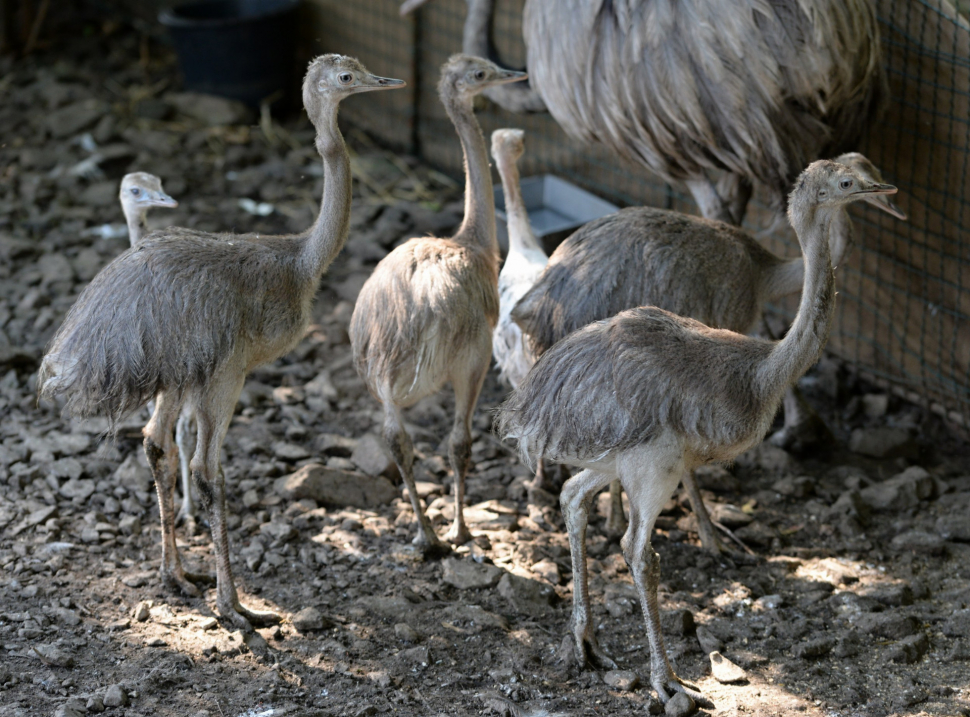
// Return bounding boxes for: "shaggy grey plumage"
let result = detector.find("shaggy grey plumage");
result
[350,56,526,552]
[512,152,903,548]
[40,55,406,629]
[404,0,886,223]
[498,160,896,705]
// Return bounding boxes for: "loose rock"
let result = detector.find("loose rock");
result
[275,463,397,508]
[709,651,747,683]
[442,557,503,590]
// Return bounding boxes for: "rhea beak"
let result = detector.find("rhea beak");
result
[399,0,430,15]
[359,75,407,92]
[152,194,178,209]
[864,192,907,220]
[492,69,528,85]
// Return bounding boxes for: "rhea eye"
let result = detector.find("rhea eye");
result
[474,69,486,80]
[840,179,853,189]
[130,188,141,196]
[338,72,353,84]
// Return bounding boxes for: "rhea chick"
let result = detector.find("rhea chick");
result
[350,56,527,553]
[499,160,896,706]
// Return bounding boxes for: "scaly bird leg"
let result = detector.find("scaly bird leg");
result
[444,358,489,546]
[144,391,212,596]
[194,374,280,630]
[383,400,449,557]
[562,469,617,670]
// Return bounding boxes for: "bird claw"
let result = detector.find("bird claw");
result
[219,600,281,632]
[413,531,452,559]
[444,520,473,546]
[653,670,714,709]
[572,629,618,671]
[161,566,211,597]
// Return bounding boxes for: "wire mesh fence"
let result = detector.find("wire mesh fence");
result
[302,0,970,427]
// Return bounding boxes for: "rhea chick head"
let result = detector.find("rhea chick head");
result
[438,54,527,103]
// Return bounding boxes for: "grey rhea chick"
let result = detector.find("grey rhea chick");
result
[350,56,527,553]
[119,172,178,245]
[119,173,200,528]
[512,152,904,551]
[499,160,896,706]
[40,55,406,630]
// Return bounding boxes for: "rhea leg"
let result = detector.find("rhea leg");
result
[175,408,197,530]
[382,399,448,556]
[193,373,280,630]
[144,391,210,595]
[681,470,724,553]
[444,358,489,545]
[561,468,617,669]
[618,450,712,707]
[605,480,626,535]
[685,177,734,224]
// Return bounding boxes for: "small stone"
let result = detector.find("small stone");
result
[753,594,783,610]
[133,601,152,622]
[936,514,970,542]
[394,623,420,643]
[103,684,128,708]
[497,573,557,617]
[272,441,310,461]
[86,695,105,713]
[793,636,835,659]
[942,609,970,637]
[242,489,261,508]
[661,609,696,636]
[53,701,85,717]
[260,521,298,543]
[275,464,398,508]
[530,558,561,585]
[771,475,814,498]
[351,433,400,482]
[59,479,96,500]
[861,393,889,417]
[366,670,392,689]
[887,632,930,663]
[167,91,251,126]
[860,466,936,512]
[114,454,152,493]
[890,530,945,553]
[736,442,795,473]
[50,607,81,626]
[849,427,918,459]
[122,572,152,588]
[851,612,920,639]
[603,669,640,691]
[47,98,108,138]
[709,651,747,683]
[198,617,219,631]
[664,690,696,717]
[31,644,74,668]
[397,645,430,666]
[442,557,503,590]
[292,606,330,632]
[304,370,338,400]
[695,625,724,654]
[118,515,141,536]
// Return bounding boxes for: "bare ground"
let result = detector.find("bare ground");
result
[1,25,969,717]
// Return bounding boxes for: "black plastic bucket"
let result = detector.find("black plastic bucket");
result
[160,0,300,107]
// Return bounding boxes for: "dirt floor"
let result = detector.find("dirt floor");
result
[1,23,970,717]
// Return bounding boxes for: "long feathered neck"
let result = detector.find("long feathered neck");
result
[125,206,149,247]
[495,152,542,257]
[301,101,352,277]
[758,203,836,401]
[763,206,853,300]
[446,93,498,255]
